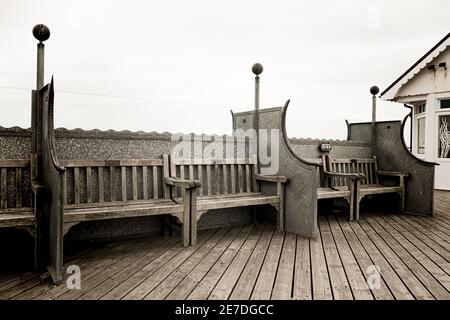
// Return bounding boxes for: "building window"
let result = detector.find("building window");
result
[417,117,426,154]
[441,99,450,109]
[439,115,450,158]
[417,102,426,114]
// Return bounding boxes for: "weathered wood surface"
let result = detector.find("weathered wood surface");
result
[2,191,448,300]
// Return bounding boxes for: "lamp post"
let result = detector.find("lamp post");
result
[370,85,379,156]
[252,63,263,170]
[33,24,50,90]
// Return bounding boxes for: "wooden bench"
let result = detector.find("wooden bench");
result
[317,156,361,220]
[168,157,287,245]
[0,160,35,227]
[60,157,197,247]
[323,155,409,220]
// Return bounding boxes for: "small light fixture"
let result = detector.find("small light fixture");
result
[427,64,436,71]
[439,62,447,70]
[319,142,332,153]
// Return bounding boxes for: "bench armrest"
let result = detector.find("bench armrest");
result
[31,181,44,193]
[376,171,410,177]
[164,177,201,189]
[255,174,287,183]
[323,170,364,180]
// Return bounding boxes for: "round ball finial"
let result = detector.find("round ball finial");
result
[370,85,379,96]
[33,24,50,42]
[252,63,263,76]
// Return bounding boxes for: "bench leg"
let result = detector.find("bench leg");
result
[277,182,285,232]
[182,189,191,247]
[190,192,198,246]
[353,180,361,221]
[399,176,406,213]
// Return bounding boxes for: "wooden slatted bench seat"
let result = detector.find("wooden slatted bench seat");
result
[0,160,35,228]
[59,157,196,246]
[317,156,361,220]
[323,155,409,220]
[168,157,287,245]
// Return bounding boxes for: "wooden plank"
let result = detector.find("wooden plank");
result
[230,226,274,300]
[355,218,433,299]
[324,216,373,300]
[74,167,80,205]
[271,232,296,299]
[1,168,7,208]
[122,230,216,300]
[98,167,104,204]
[206,165,212,196]
[238,165,244,193]
[15,168,22,208]
[209,225,264,300]
[215,164,220,195]
[0,160,30,168]
[363,215,450,299]
[223,164,228,194]
[251,231,285,300]
[142,166,148,200]
[132,166,138,201]
[86,167,92,204]
[78,237,174,300]
[166,226,243,300]
[163,154,170,199]
[60,159,163,167]
[146,227,231,300]
[188,225,254,300]
[310,227,333,300]
[245,164,251,192]
[319,216,353,300]
[337,215,413,300]
[110,166,115,202]
[62,170,67,206]
[152,166,158,200]
[197,165,203,196]
[230,164,236,194]
[292,236,312,300]
[121,166,127,201]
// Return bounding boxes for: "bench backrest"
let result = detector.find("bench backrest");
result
[323,156,379,187]
[169,156,258,197]
[0,160,33,211]
[60,158,170,207]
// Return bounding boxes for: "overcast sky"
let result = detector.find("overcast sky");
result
[0,0,449,139]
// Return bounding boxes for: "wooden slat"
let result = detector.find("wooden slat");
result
[223,164,228,194]
[163,155,170,199]
[245,164,251,192]
[98,167,104,204]
[61,159,163,167]
[197,165,203,196]
[62,171,67,206]
[230,164,236,194]
[238,165,244,193]
[152,166,158,200]
[121,166,127,201]
[0,160,30,168]
[206,165,212,195]
[215,164,220,195]
[15,168,22,208]
[74,167,80,205]
[86,167,92,204]
[0,168,7,208]
[142,166,148,200]
[110,167,115,202]
[132,166,138,201]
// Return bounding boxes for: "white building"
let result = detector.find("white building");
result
[381,32,450,191]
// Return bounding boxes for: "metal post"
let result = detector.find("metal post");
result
[252,63,263,171]
[370,85,379,156]
[36,43,44,90]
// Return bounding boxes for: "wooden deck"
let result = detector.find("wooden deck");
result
[0,190,449,300]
